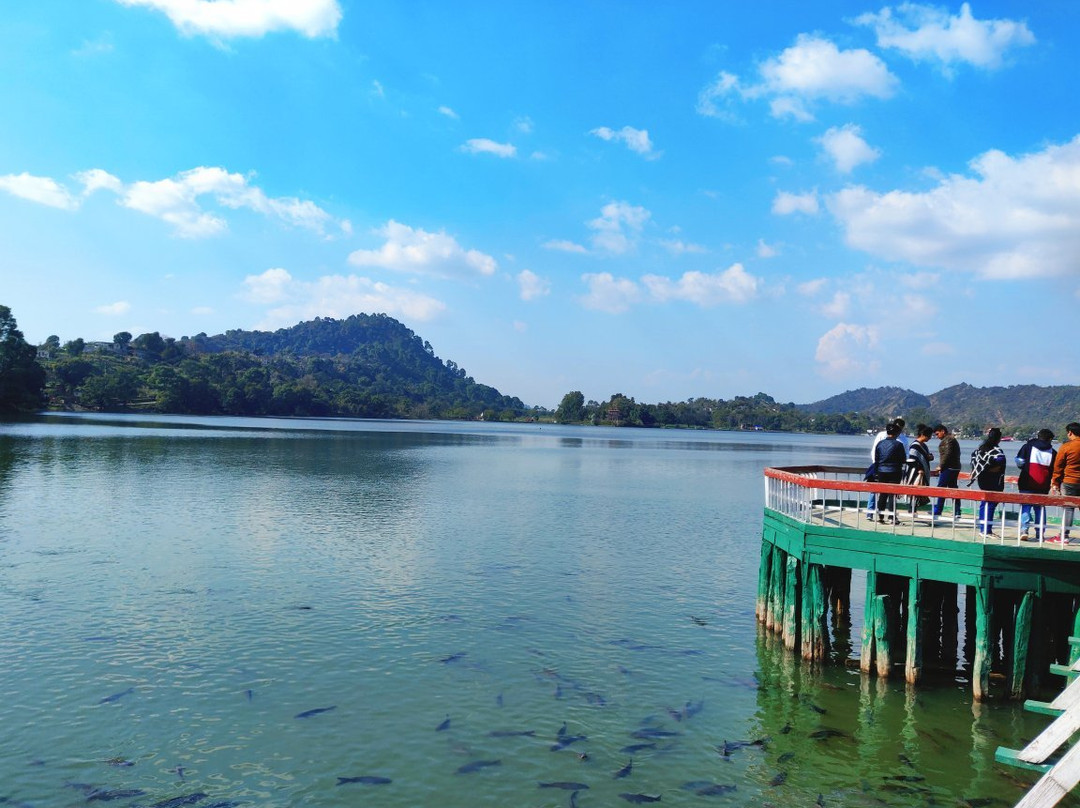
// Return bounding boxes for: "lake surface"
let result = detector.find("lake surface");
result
[0,415,1049,806]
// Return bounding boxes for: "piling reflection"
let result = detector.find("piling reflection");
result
[753,630,1045,805]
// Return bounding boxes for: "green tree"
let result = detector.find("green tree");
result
[555,390,586,423]
[0,305,46,411]
[63,337,85,356]
[113,331,133,354]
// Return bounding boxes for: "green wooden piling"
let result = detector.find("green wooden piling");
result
[800,561,813,659]
[756,540,771,624]
[783,555,799,651]
[1071,604,1080,666]
[768,545,784,634]
[1010,591,1034,701]
[973,580,994,702]
[906,576,923,685]
[861,569,878,674]
[874,594,892,678]
[809,563,827,660]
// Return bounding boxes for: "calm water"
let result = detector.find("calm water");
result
[0,415,1053,807]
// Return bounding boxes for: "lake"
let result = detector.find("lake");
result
[0,414,1047,806]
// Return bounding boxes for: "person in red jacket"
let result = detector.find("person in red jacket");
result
[1049,422,1080,544]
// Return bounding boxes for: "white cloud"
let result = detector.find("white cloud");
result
[756,239,779,258]
[242,267,293,303]
[898,271,940,289]
[114,0,342,39]
[828,135,1080,279]
[120,166,341,238]
[75,169,124,196]
[542,239,588,254]
[590,126,659,159]
[818,124,881,173]
[772,190,820,215]
[703,35,898,122]
[438,105,459,120]
[855,2,1035,71]
[348,220,497,279]
[588,201,651,254]
[797,278,827,296]
[243,268,446,328]
[641,263,760,306]
[815,323,880,378]
[95,301,132,316]
[659,239,707,255]
[0,173,80,210]
[579,273,642,314]
[461,138,517,158]
[517,269,550,301]
[821,291,851,319]
[901,293,936,319]
[697,71,742,120]
[760,35,898,107]
[513,116,535,134]
[190,306,215,316]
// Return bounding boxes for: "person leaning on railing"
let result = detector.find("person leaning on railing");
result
[1049,422,1080,545]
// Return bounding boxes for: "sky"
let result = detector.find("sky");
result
[2,1,1079,409]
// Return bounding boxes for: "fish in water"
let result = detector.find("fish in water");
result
[550,735,587,751]
[778,752,795,764]
[769,771,788,787]
[441,652,467,664]
[717,738,768,756]
[695,784,737,796]
[337,776,392,785]
[246,689,254,701]
[87,789,148,802]
[489,729,536,737]
[885,775,926,783]
[496,693,504,708]
[436,716,451,732]
[614,759,633,779]
[105,757,134,767]
[631,728,679,739]
[149,794,208,808]
[619,793,662,803]
[780,723,792,734]
[898,753,914,768]
[809,728,847,741]
[295,706,336,719]
[99,687,134,704]
[621,743,656,754]
[690,615,708,625]
[539,782,590,790]
[456,759,501,774]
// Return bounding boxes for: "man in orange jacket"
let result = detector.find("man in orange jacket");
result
[1049,422,1080,543]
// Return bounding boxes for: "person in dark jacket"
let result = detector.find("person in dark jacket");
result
[969,427,1006,537]
[1017,429,1056,540]
[874,421,908,524]
[932,424,961,518]
[903,424,935,514]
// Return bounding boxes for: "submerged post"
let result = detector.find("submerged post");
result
[973,580,994,702]
[861,569,878,674]
[1011,591,1035,700]
[906,576,923,685]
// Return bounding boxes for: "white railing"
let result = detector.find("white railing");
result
[764,465,1080,546]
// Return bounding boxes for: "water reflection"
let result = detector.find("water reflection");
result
[753,631,1041,805]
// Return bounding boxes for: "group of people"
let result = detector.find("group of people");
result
[866,418,1080,543]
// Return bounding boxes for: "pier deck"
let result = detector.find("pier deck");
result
[760,465,1080,702]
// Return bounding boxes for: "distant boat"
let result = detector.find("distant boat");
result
[1001,436,1015,442]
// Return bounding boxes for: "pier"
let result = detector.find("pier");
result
[759,465,1080,702]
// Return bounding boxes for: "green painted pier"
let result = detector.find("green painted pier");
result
[760,465,1080,702]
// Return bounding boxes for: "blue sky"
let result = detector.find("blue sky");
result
[2,1,1078,408]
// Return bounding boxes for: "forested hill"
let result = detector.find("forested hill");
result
[40,314,526,420]
[803,383,1080,436]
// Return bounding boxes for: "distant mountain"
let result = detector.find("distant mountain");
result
[802,383,1080,436]
[800,387,930,416]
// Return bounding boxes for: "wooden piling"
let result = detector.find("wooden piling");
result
[906,576,923,685]
[809,563,827,660]
[874,594,892,678]
[973,580,994,702]
[861,569,878,674]
[1011,591,1035,701]
[755,540,771,623]
[783,555,799,651]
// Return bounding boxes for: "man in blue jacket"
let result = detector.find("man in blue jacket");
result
[1017,429,1056,540]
